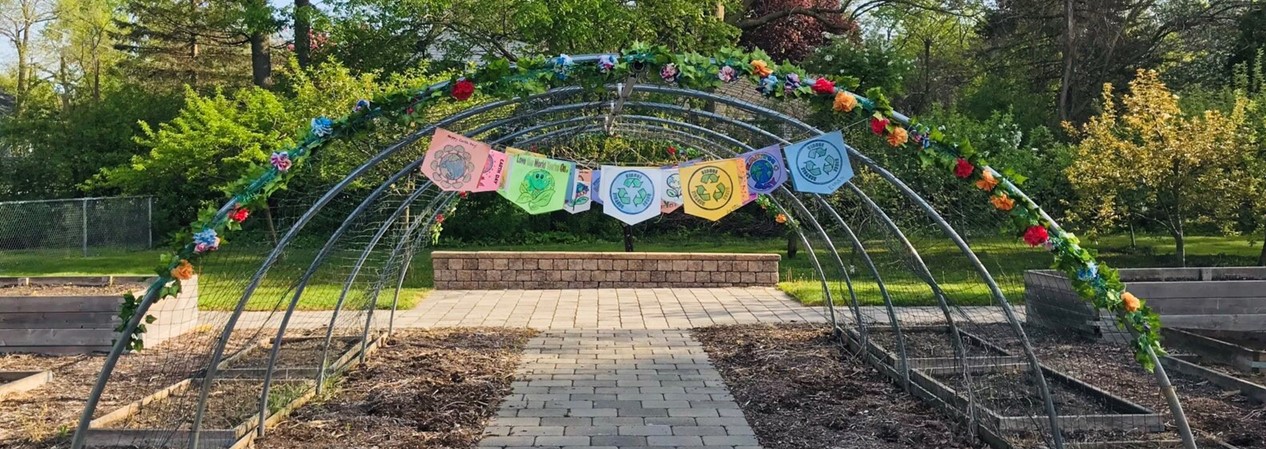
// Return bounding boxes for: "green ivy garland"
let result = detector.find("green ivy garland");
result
[117,43,1164,372]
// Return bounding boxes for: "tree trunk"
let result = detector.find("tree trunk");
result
[622,225,634,252]
[786,233,798,259]
[1128,222,1137,249]
[250,31,273,88]
[15,33,28,109]
[1058,0,1075,121]
[295,0,312,69]
[1170,226,1186,267]
[189,0,200,85]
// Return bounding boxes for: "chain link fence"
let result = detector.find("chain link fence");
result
[0,196,153,256]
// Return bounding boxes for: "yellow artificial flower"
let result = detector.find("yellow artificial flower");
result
[751,60,773,78]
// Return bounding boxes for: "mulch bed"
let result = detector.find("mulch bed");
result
[0,283,148,296]
[694,324,983,449]
[257,328,535,449]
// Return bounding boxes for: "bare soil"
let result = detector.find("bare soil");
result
[693,324,982,449]
[103,380,312,430]
[257,328,535,449]
[867,328,1003,359]
[0,283,148,297]
[228,338,359,370]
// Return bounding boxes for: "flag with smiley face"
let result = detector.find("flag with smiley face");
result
[501,154,572,214]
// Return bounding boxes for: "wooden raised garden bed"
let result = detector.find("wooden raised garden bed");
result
[84,378,315,449]
[1163,328,1265,373]
[215,336,364,380]
[1025,268,1266,338]
[0,275,198,354]
[0,370,52,398]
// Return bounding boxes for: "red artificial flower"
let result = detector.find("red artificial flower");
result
[451,79,475,101]
[869,116,889,135]
[667,146,678,156]
[1023,225,1049,247]
[811,78,835,95]
[953,158,974,179]
[436,214,446,224]
[229,207,249,223]
[459,191,469,199]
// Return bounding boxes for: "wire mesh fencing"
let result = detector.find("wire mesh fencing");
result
[0,196,154,258]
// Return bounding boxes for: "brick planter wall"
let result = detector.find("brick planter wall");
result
[432,251,780,289]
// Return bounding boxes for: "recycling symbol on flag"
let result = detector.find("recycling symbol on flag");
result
[600,166,663,225]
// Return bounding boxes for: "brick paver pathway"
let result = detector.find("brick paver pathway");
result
[479,329,761,449]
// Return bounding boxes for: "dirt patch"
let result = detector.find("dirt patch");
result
[932,367,1118,417]
[228,338,359,370]
[868,328,1002,359]
[258,328,535,449]
[693,324,982,449]
[0,283,148,297]
[103,379,311,430]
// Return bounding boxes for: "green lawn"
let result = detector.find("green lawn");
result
[2,234,1260,310]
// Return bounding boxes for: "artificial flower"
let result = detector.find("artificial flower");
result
[811,77,835,95]
[553,54,574,79]
[975,170,998,191]
[953,158,974,179]
[310,117,333,137]
[887,127,909,147]
[1121,291,1141,312]
[870,116,889,135]
[459,191,469,199]
[759,74,779,95]
[229,207,250,223]
[667,146,678,156]
[991,194,1015,211]
[436,213,446,224]
[718,66,737,83]
[750,59,773,77]
[660,63,679,83]
[1023,225,1049,247]
[451,78,475,101]
[353,99,371,112]
[833,91,858,113]
[775,213,788,224]
[784,73,801,95]
[193,229,219,253]
[270,152,292,172]
[1077,262,1098,282]
[170,260,194,281]
[598,55,617,73]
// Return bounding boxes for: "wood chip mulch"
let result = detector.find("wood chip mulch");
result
[257,328,535,449]
[694,323,982,449]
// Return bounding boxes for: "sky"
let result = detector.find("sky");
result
[0,0,328,68]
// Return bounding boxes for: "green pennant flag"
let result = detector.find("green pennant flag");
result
[500,154,573,214]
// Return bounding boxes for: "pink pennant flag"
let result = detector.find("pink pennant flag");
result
[473,149,507,192]
[421,128,490,192]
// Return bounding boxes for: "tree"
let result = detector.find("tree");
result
[45,0,124,102]
[1065,69,1253,266]
[294,0,312,69]
[735,0,856,62]
[0,0,57,108]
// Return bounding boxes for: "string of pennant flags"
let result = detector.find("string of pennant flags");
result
[421,127,855,224]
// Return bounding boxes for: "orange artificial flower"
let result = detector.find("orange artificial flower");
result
[991,194,1015,211]
[886,127,909,147]
[833,91,858,113]
[170,260,194,281]
[750,60,773,78]
[1121,291,1141,312]
[976,170,998,191]
[775,213,788,224]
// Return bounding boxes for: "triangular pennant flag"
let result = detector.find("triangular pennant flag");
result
[564,169,593,214]
[501,154,572,214]
[680,159,748,221]
[784,131,853,194]
[599,166,663,225]
[472,149,508,192]
[421,128,490,191]
[660,167,683,214]
[742,144,788,195]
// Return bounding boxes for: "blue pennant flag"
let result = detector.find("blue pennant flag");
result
[783,131,853,194]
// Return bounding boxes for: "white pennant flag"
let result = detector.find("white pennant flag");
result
[599,166,663,225]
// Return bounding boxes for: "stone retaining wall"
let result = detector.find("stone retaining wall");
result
[432,251,780,290]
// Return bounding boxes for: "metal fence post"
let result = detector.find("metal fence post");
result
[147,197,153,249]
[81,198,88,257]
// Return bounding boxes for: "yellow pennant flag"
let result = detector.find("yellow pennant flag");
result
[679,159,748,221]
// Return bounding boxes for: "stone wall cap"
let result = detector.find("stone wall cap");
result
[431,251,780,261]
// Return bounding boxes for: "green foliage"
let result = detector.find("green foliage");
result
[803,38,908,96]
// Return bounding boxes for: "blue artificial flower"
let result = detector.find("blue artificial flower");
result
[1077,262,1098,282]
[354,99,371,112]
[193,229,219,249]
[311,117,334,137]
[553,54,575,79]
[598,55,617,73]
[759,74,779,96]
